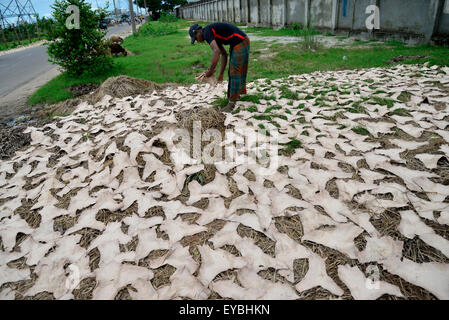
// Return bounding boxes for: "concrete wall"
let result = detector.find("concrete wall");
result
[437,0,449,34]
[179,0,449,42]
[286,0,307,26]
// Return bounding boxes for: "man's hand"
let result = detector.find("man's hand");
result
[205,68,215,78]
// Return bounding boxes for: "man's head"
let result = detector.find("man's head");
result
[189,24,204,44]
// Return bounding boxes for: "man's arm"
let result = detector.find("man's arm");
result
[217,43,228,83]
[205,40,222,77]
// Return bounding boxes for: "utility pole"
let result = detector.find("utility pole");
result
[128,0,136,34]
[112,0,117,17]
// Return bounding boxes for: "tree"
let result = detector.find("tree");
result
[47,0,113,76]
[134,0,186,20]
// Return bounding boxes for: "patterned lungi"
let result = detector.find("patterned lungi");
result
[228,37,250,102]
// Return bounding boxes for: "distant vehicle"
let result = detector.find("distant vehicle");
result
[99,19,108,30]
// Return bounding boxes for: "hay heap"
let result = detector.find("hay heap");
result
[90,75,161,103]
[176,107,226,185]
[177,107,226,134]
[35,76,162,120]
[35,98,83,119]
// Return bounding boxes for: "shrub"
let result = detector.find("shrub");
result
[301,27,320,51]
[158,12,179,23]
[47,0,113,76]
[292,23,302,31]
[138,21,178,37]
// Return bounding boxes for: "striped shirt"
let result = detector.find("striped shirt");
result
[203,22,247,48]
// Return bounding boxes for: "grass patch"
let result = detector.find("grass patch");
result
[138,22,179,37]
[352,126,371,136]
[370,96,396,108]
[231,107,241,114]
[252,114,272,121]
[265,106,282,113]
[245,25,320,38]
[397,91,412,102]
[212,97,229,108]
[389,108,412,116]
[296,117,307,124]
[279,85,299,100]
[280,138,302,153]
[346,101,367,114]
[0,37,43,52]
[29,19,449,105]
[240,93,276,104]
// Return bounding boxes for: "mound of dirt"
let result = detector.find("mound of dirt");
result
[90,75,161,103]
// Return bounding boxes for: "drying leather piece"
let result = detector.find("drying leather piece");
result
[1,64,448,300]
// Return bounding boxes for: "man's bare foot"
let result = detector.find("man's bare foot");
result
[221,102,236,112]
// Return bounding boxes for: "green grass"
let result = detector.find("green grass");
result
[397,91,412,102]
[265,106,282,113]
[296,117,306,124]
[369,96,396,108]
[352,126,371,136]
[279,85,299,100]
[252,114,272,121]
[29,19,449,105]
[346,101,367,114]
[245,26,320,37]
[0,37,43,52]
[388,108,412,116]
[212,97,229,108]
[280,138,302,153]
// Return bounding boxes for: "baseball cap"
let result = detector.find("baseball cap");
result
[189,24,201,44]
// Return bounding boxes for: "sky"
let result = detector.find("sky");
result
[1,0,139,18]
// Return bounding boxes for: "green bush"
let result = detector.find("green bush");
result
[47,0,113,76]
[158,12,179,23]
[292,23,302,31]
[138,21,178,37]
[301,27,320,51]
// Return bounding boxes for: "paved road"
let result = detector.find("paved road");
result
[0,45,52,97]
[0,24,133,98]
